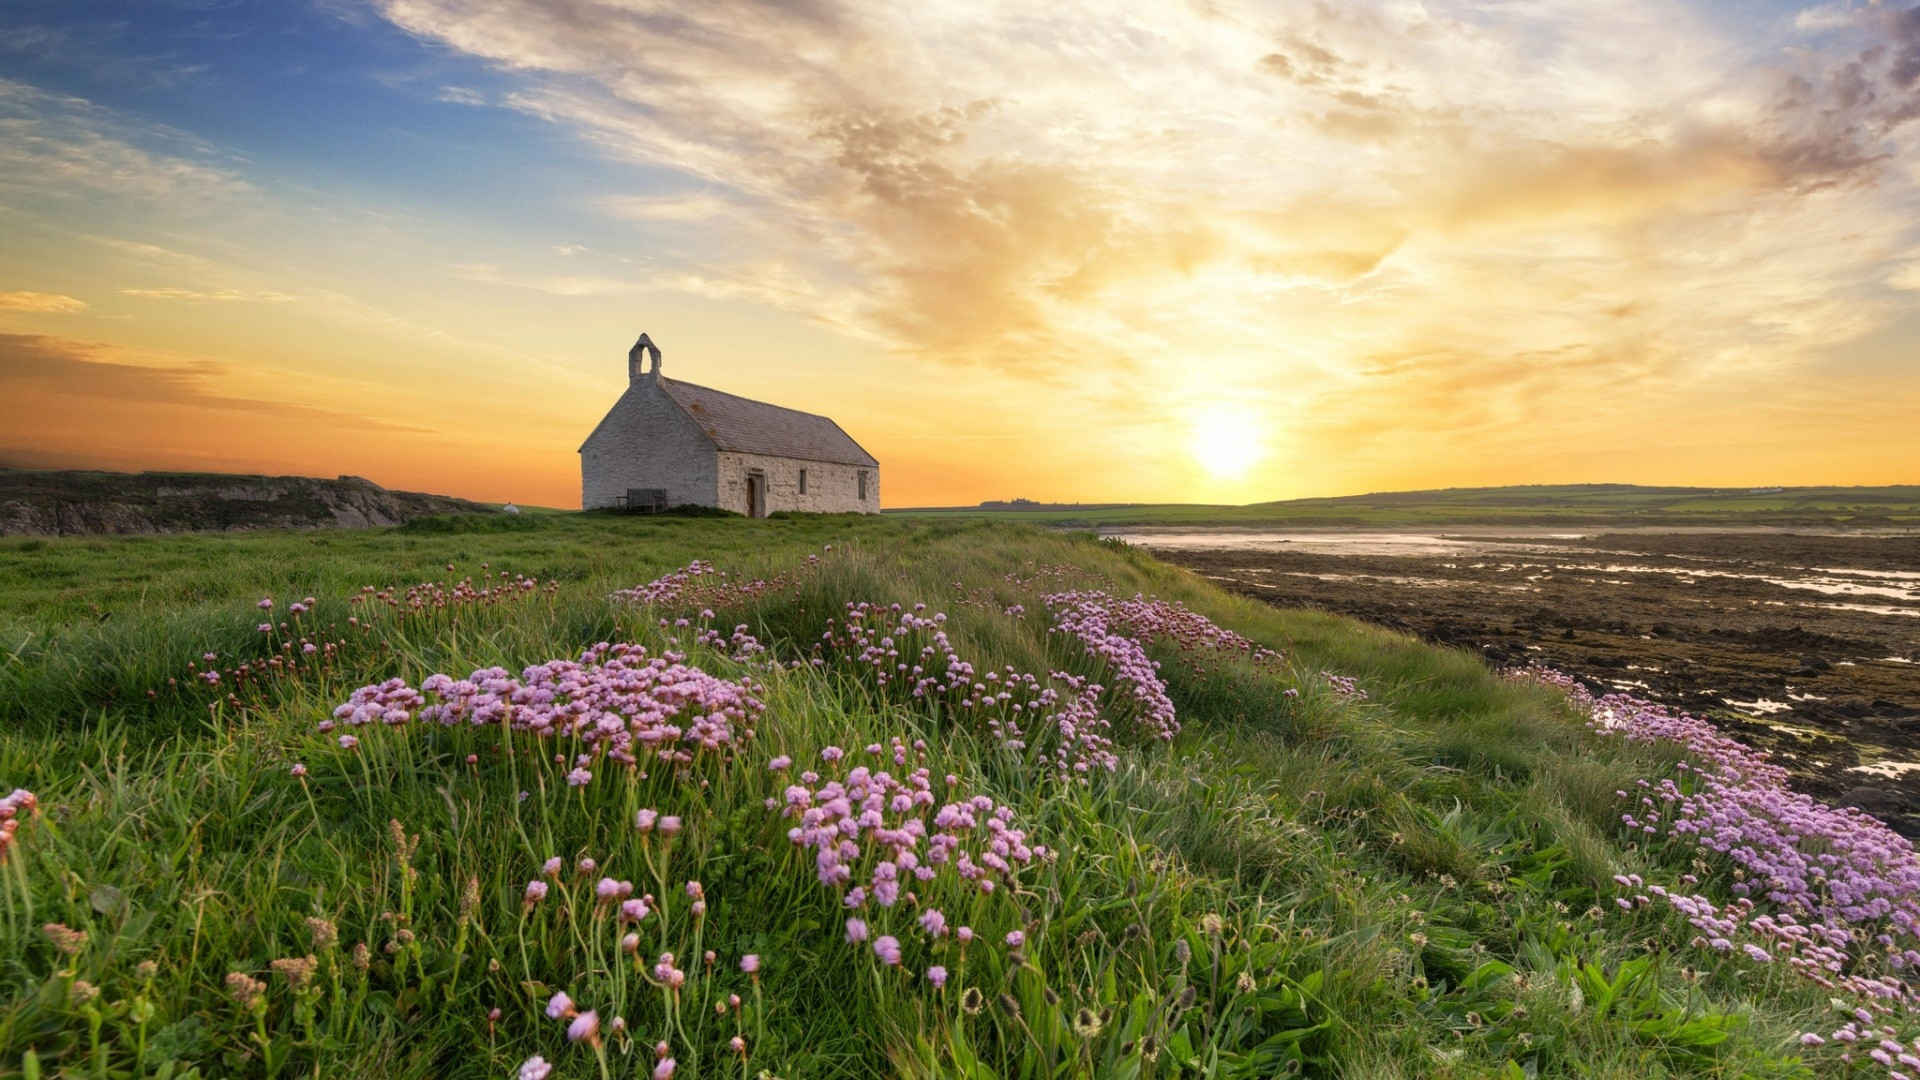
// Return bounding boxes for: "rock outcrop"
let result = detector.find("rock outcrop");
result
[0,469,496,536]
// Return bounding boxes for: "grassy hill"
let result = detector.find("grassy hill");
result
[0,515,1910,1077]
[891,483,1920,528]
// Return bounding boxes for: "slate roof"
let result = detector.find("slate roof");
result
[659,378,879,468]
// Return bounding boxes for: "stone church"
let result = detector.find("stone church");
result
[579,333,880,516]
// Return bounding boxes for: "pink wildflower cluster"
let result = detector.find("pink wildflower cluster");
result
[1320,672,1368,700]
[349,571,557,618]
[778,748,1041,982]
[1515,664,1920,1066]
[1,788,37,864]
[1042,591,1183,741]
[325,643,764,771]
[811,601,1119,774]
[611,555,823,611]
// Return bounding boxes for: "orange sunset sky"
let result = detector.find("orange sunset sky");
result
[2,1,1918,508]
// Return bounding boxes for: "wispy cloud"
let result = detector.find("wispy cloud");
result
[119,287,297,303]
[370,0,1920,399]
[0,290,86,313]
[0,333,428,433]
[0,78,251,203]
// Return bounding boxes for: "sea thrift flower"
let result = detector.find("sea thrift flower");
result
[567,767,592,786]
[518,1056,552,1080]
[621,898,651,923]
[567,1010,600,1043]
[659,815,682,836]
[928,964,949,988]
[543,857,563,877]
[290,763,307,777]
[545,991,574,1019]
[874,935,903,965]
[1005,930,1025,948]
[635,809,658,832]
[919,908,947,938]
[338,734,358,749]
[740,954,760,974]
[846,917,869,944]
[524,880,548,904]
[653,1060,676,1080]
[769,755,792,771]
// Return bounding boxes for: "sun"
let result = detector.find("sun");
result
[1188,405,1265,478]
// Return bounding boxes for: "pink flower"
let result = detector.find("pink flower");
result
[769,755,792,771]
[653,1059,676,1080]
[258,623,273,633]
[567,767,592,786]
[596,877,632,901]
[955,926,973,944]
[685,881,703,899]
[845,917,868,944]
[518,1056,553,1080]
[621,898,651,922]
[576,857,596,875]
[290,763,307,778]
[337,734,358,750]
[545,991,573,1019]
[567,1010,599,1042]
[258,597,274,610]
[874,935,902,965]
[1004,930,1025,948]
[635,809,658,832]
[740,953,760,974]
[730,1035,746,1054]
[659,816,682,836]
[927,964,948,988]
[542,857,562,877]
[524,880,548,903]
[918,908,947,937]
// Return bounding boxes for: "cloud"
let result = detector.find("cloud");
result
[0,78,251,203]
[119,287,297,303]
[0,290,86,313]
[599,192,737,222]
[1892,262,1920,291]
[0,333,429,433]
[436,85,486,106]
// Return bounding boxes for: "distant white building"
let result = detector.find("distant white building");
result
[579,333,881,516]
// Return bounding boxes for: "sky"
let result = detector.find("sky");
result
[1,0,1917,509]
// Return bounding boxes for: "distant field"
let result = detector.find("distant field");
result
[890,483,1920,528]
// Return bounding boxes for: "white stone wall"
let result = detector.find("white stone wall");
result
[716,452,880,515]
[579,380,718,509]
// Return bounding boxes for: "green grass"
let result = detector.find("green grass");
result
[0,517,1846,1077]
[887,483,1920,527]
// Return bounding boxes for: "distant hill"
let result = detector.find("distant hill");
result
[0,469,496,536]
[891,483,1920,527]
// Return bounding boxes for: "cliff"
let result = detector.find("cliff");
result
[0,469,496,536]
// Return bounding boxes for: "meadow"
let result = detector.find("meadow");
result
[4,513,1920,1078]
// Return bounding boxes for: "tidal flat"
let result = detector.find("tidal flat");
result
[1119,527,1920,832]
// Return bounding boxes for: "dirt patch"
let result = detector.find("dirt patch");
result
[1138,530,1920,835]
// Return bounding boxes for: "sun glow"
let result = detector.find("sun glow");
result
[1188,405,1265,479]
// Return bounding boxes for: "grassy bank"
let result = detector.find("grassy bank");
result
[0,516,1899,1077]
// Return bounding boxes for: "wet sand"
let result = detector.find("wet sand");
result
[1116,528,1920,834]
